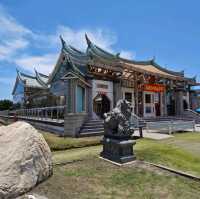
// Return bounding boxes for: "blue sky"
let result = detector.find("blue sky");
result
[0,0,200,100]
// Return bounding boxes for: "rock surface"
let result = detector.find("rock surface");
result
[0,122,53,199]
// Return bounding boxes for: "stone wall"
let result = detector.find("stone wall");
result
[64,112,88,137]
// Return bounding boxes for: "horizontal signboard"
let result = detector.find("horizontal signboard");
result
[143,84,165,92]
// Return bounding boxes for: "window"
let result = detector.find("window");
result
[76,86,85,112]
[145,106,152,113]
[145,94,151,103]
[125,92,132,103]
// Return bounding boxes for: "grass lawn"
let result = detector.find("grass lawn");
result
[41,131,101,150]
[29,157,200,199]
[51,132,200,176]
[136,132,200,176]
[22,132,200,198]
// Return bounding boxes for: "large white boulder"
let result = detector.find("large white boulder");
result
[0,122,53,199]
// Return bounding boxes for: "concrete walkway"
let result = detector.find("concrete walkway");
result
[134,129,174,140]
[134,124,200,140]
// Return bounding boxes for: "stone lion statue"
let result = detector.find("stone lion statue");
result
[104,99,134,138]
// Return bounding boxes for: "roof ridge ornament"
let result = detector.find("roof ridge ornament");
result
[16,68,20,74]
[150,56,156,64]
[193,75,197,81]
[16,68,22,81]
[34,67,38,75]
[116,53,120,58]
[85,33,92,47]
[60,35,66,48]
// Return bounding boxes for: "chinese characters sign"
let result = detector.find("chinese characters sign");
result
[143,84,165,92]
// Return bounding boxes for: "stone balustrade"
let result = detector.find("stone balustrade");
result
[15,106,66,121]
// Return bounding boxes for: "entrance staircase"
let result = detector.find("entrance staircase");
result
[79,109,200,137]
[79,115,146,137]
[79,118,104,137]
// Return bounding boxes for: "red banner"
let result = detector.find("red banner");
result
[143,84,165,92]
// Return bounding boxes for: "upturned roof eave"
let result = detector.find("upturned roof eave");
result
[84,34,188,79]
[34,69,49,88]
[48,50,63,83]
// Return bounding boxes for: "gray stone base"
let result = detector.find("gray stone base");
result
[100,137,136,164]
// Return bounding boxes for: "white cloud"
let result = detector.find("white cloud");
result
[15,53,58,74]
[120,50,135,59]
[14,27,120,74]
[49,26,117,52]
[47,25,134,58]
[0,4,135,75]
[0,5,32,62]
[0,39,29,61]
[0,5,31,37]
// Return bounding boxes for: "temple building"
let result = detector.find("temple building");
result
[12,69,49,107]
[12,34,199,136]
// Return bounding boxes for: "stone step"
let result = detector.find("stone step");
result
[85,120,103,124]
[88,119,104,122]
[81,127,104,133]
[79,118,104,137]
[81,124,103,128]
[82,123,104,127]
[78,131,104,137]
[82,124,104,128]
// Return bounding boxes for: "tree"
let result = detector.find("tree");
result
[0,99,13,111]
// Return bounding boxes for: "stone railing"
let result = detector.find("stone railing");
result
[15,106,66,121]
[146,120,196,134]
[130,113,146,128]
[182,109,200,124]
[0,110,10,116]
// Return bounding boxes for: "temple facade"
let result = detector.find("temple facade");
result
[12,34,199,136]
[12,70,52,108]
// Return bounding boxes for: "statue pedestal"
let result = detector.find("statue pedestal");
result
[100,137,136,164]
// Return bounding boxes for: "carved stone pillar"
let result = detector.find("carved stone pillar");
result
[87,79,93,118]
[162,91,167,116]
[134,72,139,115]
[113,81,122,107]
[175,90,184,115]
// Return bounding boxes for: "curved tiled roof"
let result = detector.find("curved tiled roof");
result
[48,34,197,84]
[48,36,90,83]
[17,71,43,88]
[12,69,48,95]
[60,35,89,65]
[85,33,118,61]
[35,69,49,88]
[84,34,196,82]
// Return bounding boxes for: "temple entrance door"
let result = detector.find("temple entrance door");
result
[93,94,110,119]
[122,89,135,113]
[144,92,155,117]
[154,93,161,116]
